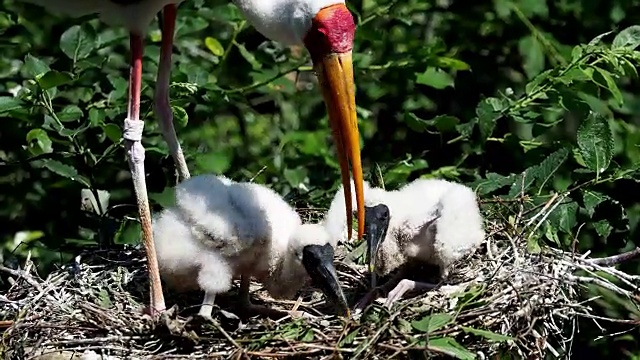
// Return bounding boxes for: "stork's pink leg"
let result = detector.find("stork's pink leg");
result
[125,34,166,316]
[155,4,190,182]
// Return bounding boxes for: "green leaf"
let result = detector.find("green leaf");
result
[96,288,113,308]
[517,0,548,17]
[101,123,122,143]
[532,147,570,193]
[475,97,504,142]
[527,233,542,254]
[549,200,578,234]
[26,129,53,155]
[89,108,105,127]
[576,112,614,174]
[149,187,176,208]
[235,42,262,70]
[472,172,515,196]
[37,70,74,90]
[518,35,545,79]
[582,190,608,216]
[416,67,454,89]
[338,328,360,347]
[43,160,79,180]
[428,337,476,360]
[593,219,613,238]
[114,219,142,245]
[172,105,189,128]
[57,105,84,122]
[411,313,453,333]
[195,151,232,174]
[612,25,640,50]
[284,167,308,189]
[24,54,50,79]
[460,326,513,342]
[587,31,614,46]
[204,36,224,56]
[405,113,460,133]
[436,57,470,71]
[593,68,623,106]
[0,96,22,114]
[60,25,96,62]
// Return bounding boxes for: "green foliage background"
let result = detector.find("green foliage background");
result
[1,0,640,356]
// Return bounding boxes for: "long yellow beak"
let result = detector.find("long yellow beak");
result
[315,50,364,241]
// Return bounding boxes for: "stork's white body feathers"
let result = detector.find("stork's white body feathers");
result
[153,174,338,317]
[328,178,485,278]
[21,0,344,42]
[20,0,183,35]
[233,0,345,45]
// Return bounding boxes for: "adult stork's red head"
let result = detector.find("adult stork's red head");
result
[233,0,365,241]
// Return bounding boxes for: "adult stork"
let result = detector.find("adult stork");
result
[18,0,366,316]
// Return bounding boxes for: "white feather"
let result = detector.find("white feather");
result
[152,174,339,313]
[232,0,345,45]
[21,0,343,41]
[19,0,184,35]
[324,178,485,278]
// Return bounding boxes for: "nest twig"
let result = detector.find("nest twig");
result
[1,197,639,359]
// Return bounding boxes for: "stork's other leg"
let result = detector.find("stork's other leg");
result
[125,34,166,316]
[155,4,190,182]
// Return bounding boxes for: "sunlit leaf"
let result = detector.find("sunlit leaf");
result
[172,105,189,128]
[428,337,475,360]
[461,326,514,342]
[24,54,50,79]
[411,313,453,333]
[577,112,614,174]
[26,128,53,155]
[416,67,454,89]
[204,36,224,56]
[101,123,122,143]
[612,25,640,50]
[60,24,96,62]
[37,70,74,90]
[519,35,545,79]
[0,96,22,114]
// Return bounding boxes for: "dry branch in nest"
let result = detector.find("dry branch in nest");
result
[1,195,639,359]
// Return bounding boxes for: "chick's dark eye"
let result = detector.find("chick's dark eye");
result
[377,206,389,220]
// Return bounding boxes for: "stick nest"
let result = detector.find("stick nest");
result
[2,196,639,359]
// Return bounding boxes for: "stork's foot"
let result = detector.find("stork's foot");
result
[383,279,438,308]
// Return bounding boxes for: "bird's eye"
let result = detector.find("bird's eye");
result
[378,205,390,220]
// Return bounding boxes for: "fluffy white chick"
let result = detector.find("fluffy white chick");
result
[152,174,349,319]
[323,178,485,309]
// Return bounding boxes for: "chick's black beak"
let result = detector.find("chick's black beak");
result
[302,243,349,317]
[364,204,390,287]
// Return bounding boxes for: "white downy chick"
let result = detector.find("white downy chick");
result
[323,178,485,308]
[152,174,349,319]
[362,179,485,281]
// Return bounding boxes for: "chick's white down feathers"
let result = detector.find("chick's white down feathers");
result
[325,178,485,279]
[152,174,338,315]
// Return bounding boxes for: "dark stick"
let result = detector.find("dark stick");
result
[589,247,640,266]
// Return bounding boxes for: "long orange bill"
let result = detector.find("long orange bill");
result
[316,50,365,241]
